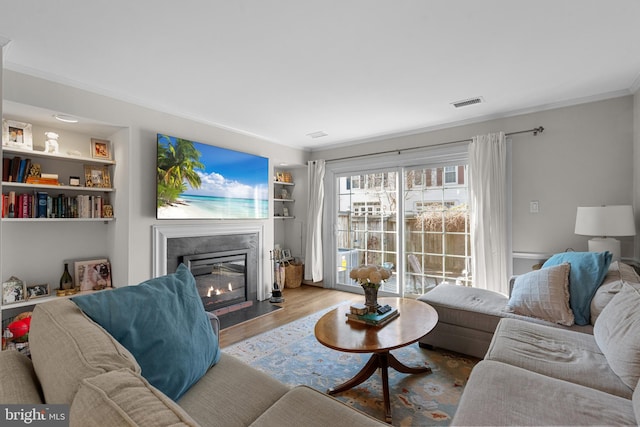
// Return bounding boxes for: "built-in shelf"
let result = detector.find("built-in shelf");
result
[1,217,114,223]
[274,175,295,220]
[2,288,109,311]
[2,146,115,165]
[2,182,114,192]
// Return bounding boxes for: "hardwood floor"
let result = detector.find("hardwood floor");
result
[219,285,361,348]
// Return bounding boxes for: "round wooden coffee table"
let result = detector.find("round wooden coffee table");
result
[314,297,438,423]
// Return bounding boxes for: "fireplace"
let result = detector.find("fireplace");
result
[153,224,265,311]
[183,250,249,312]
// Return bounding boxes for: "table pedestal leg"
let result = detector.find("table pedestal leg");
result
[327,351,431,423]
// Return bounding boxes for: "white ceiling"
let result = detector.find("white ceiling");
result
[1,1,639,151]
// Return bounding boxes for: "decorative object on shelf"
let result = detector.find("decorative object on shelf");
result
[26,283,50,299]
[91,138,111,160]
[349,264,392,313]
[44,131,60,154]
[2,119,33,150]
[280,249,292,261]
[2,276,26,305]
[103,204,114,218]
[59,263,74,293]
[74,258,112,291]
[84,165,111,188]
[27,163,41,179]
[282,207,289,217]
[275,171,293,183]
[280,188,289,199]
[69,176,81,186]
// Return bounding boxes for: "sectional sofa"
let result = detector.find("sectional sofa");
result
[420,255,640,425]
[0,265,386,427]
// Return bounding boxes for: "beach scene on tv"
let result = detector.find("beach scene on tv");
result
[157,134,269,219]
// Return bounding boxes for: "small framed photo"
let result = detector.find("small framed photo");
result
[74,259,112,291]
[2,276,26,305]
[91,138,111,160]
[281,249,292,260]
[84,165,111,188]
[282,207,289,217]
[26,283,50,299]
[2,119,33,150]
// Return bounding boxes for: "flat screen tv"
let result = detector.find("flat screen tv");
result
[157,134,269,219]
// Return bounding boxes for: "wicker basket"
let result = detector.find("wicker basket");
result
[284,263,304,288]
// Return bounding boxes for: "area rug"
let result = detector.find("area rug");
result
[224,303,479,426]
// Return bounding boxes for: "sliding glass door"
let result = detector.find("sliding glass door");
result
[403,166,470,297]
[336,171,400,293]
[333,159,470,297]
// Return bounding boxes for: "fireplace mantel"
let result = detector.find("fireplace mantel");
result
[152,224,266,300]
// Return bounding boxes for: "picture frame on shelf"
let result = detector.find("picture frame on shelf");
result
[84,165,111,188]
[73,258,112,291]
[26,283,50,299]
[282,207,289,217]
[2,276,26,305]
[281,249,292,261]
[2,119,33,150]
[91,138,111,160]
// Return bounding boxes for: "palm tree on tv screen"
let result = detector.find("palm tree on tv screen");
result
[157,135,204,207]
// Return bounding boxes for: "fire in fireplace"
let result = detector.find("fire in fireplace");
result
[183,250,249,312]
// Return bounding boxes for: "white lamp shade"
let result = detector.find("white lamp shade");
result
[575,205,636,237]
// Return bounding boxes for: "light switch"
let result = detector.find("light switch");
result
[530,200,539,214]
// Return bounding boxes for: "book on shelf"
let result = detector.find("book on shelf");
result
[1,191,108,219]
[345,307,399,327]
[25,176,60,186]
[2,158,11,182]
[9,156,21,182]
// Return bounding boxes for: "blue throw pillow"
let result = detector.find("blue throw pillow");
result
[542,251,612,326]
[73,263,220,400]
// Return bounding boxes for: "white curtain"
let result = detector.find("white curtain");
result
[468,132,509,295]
[304,160,325,282]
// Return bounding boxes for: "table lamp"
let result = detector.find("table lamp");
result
[574,205,636,261]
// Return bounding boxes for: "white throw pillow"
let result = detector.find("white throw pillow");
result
[507,263,574,326]
[590,261,640,325]
[594,283,640,390]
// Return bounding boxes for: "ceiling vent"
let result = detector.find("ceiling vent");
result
[451,96,484,108]
[306,131,328,139]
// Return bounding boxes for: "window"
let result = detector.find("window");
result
[444,166,457,184]
[333,161,470,297]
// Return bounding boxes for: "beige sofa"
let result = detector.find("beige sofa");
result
[0,299,386,427]
[418,260,637,359]
[442,260,640,425]
[453,312,639,425]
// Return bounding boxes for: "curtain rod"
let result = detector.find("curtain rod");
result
[325,126,544,163]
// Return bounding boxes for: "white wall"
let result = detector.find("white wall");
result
[310,96,636,260]
[2,70,308,292]
[634,89,640,260]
